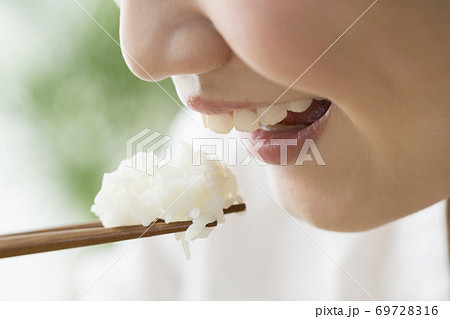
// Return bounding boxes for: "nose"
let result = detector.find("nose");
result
[119,0,231,81]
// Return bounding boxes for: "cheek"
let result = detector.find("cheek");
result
[206,0,374,93]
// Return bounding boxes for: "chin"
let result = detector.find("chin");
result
[267,167,388,233]
[274,191,380,233]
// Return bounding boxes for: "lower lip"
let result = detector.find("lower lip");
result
[241,105,332,165]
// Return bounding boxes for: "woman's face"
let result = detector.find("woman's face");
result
[119,0,450,231]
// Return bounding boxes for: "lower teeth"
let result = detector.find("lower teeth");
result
[259,123,308,132]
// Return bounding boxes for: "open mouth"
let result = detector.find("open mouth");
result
[190,97,332,165]
[201,98,332,134]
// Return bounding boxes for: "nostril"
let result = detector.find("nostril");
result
[120,3,231,82]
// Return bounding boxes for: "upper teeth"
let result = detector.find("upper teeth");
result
[206,113,233,133]
[284,98,313,113]
[203,98,316,134]
[234,109,259,132]
[256,105,287,125]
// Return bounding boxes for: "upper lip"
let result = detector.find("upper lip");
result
[186,96,315,114]
[186,96,265,114]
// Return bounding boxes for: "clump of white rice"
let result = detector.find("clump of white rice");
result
[91,141,244,257]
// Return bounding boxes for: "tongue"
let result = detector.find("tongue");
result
[278,99,331,126]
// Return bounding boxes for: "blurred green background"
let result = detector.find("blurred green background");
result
[0,1,183,299]
[3,0,180,219]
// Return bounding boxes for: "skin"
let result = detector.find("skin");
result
[118,0,450,231]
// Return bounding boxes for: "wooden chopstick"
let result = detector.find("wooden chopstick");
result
[0,220,218,259]
[0,203,245,239]
[0,221,103,239]
[0,203,245,259]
